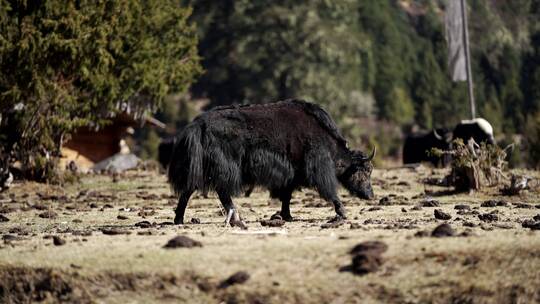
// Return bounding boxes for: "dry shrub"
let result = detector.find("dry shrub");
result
[432,139,512,191]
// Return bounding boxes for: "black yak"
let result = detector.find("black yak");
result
[402,128,451,166]
[167,99,375,227]
[453,118,495,145]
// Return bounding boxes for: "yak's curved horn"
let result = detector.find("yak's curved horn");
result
[367,146,376,161]
[433,129,443,141]
[353,146,376,161]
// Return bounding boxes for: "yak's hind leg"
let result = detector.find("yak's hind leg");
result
[174,190,194,225]
[270,188,294,221]
[217,191,247,229]
[305,149,347,222]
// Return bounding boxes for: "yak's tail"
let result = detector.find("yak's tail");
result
[167,123,204,195]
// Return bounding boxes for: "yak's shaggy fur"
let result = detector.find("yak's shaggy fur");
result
[168,99,374,225]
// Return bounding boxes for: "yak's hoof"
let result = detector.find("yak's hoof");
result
[270,212,293,222]
[231,219,248,230]
[328,215,346,223]
[173,216,184,225]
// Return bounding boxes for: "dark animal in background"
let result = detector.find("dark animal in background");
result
[402,128,451,166]
[452,118,495,145]
[167,99,375,227]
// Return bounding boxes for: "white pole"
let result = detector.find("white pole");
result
[461,0,476,119]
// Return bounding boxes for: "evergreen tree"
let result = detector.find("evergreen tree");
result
[0,0,201,180]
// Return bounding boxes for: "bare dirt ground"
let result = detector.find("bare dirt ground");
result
[0,166,539,303]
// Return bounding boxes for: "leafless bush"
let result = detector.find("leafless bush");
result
[432,139,513,191]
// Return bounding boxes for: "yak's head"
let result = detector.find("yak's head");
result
[339,147,376,200]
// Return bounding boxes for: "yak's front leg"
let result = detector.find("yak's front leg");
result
[217,191,247,229]
[174,190,194,225]
[329,197,347,223]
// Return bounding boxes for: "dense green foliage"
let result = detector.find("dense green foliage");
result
[0,0,201,180]
[188,0,540,167]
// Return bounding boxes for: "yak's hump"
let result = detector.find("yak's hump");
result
[209,99,348,146]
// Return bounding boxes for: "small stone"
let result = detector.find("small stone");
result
[190,217,201,224]
[117,215,129,220]
[454,204,471,210]
[522,220,540,230]
[431,223,455,237]
[478,213,498,222]
[101,228,131,235]
[260,219,285,227]
[421,199,440,207]
[38,211,57,219]
[481,200,508,207]
[218,271,250,289]
[349,241,388,256]
[0,214,9,222]
[135,221,153,228]
[53,236,66,246]
[163,235,202,248]
[434,209,452,220]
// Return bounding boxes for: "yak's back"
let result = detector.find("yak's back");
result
[206,99,347,146]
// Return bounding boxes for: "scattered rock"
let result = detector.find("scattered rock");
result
[53,236,66,246]
[478,213,498,222]
[349,223,362,229]
[533,214,540,221]
[367,206,382,211]
[321,220,344,229]
[434,209,452,220]
[101,228,131,235]
[420,200,440,207]
[0,206,17,214]
[351,252,384,275]
[72,219,82,223]
[481,200,508,207]
[522,220,540,230]
[260,219,285,227]
[32,204,49,210]
[72,230,92,236]
[3,234,22,241]
[348,241,388,275]
[454,204,471,210]
[492,223,513,229]
[401,208,407,213]
[135,221,153,228]
[378,196,393,206]
[218,271,250,289]
[349,241,388,256]
[38,211,58,219]
[463,221,476,227]
[513,202,533,209]
[414,230,430,237]
[0,214,9,222]
[190,218,201,224]
[431,223,455,237]
[163,235,202,248]
[117,215,129,220]
[410,206,422,211]
[138,210,156,217]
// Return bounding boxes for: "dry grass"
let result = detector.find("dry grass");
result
[0,166,539,303]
